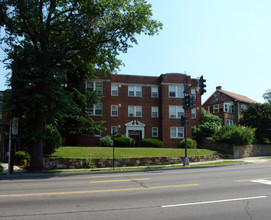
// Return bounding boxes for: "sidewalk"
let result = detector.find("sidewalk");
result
[1,157,270,174]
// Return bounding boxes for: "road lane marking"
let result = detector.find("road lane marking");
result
[162,196,267,208]
[235,177,271,182]
[251,179,271,185]
[89,178,151,183]
[0,184,199,198]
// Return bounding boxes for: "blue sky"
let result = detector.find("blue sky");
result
[1,0,270,103]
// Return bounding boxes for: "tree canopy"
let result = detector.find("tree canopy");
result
[240,103,271,143]
[0,0,162,171]
[263,89,271,105]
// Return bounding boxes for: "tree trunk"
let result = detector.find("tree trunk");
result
[30,111,44,172]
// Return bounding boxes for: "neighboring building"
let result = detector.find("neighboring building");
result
[202,86,257,126]
[77,73,202,148]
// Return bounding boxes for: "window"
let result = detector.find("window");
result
[128,85,142,97]
[151,87,158,98]
[221,95,226,101]
[213,104,219,113]
[224,102,234,113]
[226,119,234,126]
[111,85,118,96]
[128,106,142,117]
[169,106,184,118]
[111,126,118,135]
[111,105,118,116]
[169,85,184,98]
[152,127,158,137]
[191,89,196,99]
[86,81,103,95]
[85,104,103,116]
[241,104,247,111]
[191,108,196,119]
[170,127,184,138]
[152,107,159,118]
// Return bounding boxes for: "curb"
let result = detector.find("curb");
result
[0,161,250,180]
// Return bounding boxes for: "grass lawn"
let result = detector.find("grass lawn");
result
[50,146,221,158]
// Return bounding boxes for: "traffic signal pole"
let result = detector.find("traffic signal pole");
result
[182,75,206,166]
[183,77,189,166]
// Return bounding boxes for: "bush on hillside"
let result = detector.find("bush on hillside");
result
[114,137,135,147]
[192,109,222,138]
[100,136,113,147]
[141,138,163,148]
[179,138,197,149]
[14,151,31,165]
[212,125,255,145]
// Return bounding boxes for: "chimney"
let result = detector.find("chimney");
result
[216,86,222,90]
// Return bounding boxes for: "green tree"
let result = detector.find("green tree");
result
[239,103,271,143]
[192,108,222,138]
[263,89,271,105]
[0,0,162,171]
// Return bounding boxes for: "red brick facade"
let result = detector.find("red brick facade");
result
[77,73,202,148]
[202,86,257,126]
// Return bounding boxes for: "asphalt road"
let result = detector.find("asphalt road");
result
[1,162,271,220]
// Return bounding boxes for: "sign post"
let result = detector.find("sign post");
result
[8,117,19,175]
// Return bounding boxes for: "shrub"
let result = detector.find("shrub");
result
[14,151,31,165]
[100,136,113,147]
[141,138,163,148]
[179,138,197,149]
[114,137,135,147]
[44,124,62,156]
[76,159,96,169]
[0,165,3,172]
[212,125,255,145]
[192,109,222,138]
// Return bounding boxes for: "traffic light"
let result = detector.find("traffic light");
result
[199,75,206,95]
[189,96,196,109]
[183,94,190,110]
[181,115,187,126]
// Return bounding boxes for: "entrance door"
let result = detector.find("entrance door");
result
[128,130,142,147]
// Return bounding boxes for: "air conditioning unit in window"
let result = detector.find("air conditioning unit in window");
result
[129,114,134,117]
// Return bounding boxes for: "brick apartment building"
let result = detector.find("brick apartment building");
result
[77,73,202,148]
[202,86,257,126]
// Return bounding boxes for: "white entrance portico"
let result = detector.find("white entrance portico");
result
[125,120,145,139]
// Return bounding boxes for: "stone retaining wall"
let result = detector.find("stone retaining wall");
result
[43,155,223,170]
[201,139,271,158]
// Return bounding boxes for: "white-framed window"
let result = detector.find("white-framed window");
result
[213,104,219,113]
[169,85,184,98]
[152,107,159,118]
[241,104,247,111]
[152,127,158,137]
[169,106,184,118]
[85,104,103,116]
[226,119,234,126]
[191,108,196,119]
[111,84,118,96]
[86,81,103,95]
[191,89,196,99]
[151,87,158,98]
[128,106,142,117]
[224,102,234,113]
[128,85,142,97]
[111,105,118,117]
[170,127,184,139]
[111,126,118,135]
